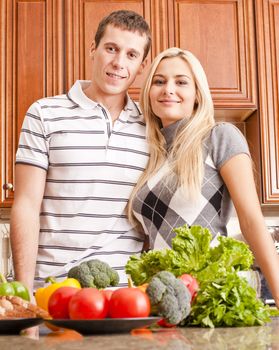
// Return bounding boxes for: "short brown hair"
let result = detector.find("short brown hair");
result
[94,10,151,60]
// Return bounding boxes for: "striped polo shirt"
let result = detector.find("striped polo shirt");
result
[16,80,150,289]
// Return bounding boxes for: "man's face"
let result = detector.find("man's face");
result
[90,25,148,99]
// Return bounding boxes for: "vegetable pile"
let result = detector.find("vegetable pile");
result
[125,225,272,327]
[36,259,151,321]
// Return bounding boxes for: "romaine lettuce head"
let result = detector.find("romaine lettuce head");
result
[125,249,169,286]
[171,225,212,272]
[209,235,254,271]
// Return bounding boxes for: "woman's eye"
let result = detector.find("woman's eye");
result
[152,79,165,85]
[177,80,188,85]
[128,52,137,59]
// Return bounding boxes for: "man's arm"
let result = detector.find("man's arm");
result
[10,163,47,294]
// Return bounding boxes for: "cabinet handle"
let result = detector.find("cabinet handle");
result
[3,183,14,191]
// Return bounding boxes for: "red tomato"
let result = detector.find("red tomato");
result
[68,288,109,320]
[48,286,79,319]
[101,289,114,302]
[157,318,176,328]
[101,289,114,318]
[179,274,199,301]
[109,288,150,318]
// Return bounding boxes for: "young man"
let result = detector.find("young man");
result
[10,10,151,293]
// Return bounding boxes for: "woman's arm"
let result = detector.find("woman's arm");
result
[220,153,279,308]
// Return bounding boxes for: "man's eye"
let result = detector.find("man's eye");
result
[107,47,116,53]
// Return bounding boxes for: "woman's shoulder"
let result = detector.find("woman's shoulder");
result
[210,122,248,145]
[211,122,244,136]
[207,122,250,169]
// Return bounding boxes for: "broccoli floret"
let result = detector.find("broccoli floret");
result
[146,271,191,325]
[68,263,95,287]
[87,259,119,288]
[68,259,119,289]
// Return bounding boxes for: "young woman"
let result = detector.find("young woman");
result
[128,47,279,307]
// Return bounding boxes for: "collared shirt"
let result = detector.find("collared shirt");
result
[16,80,150,288]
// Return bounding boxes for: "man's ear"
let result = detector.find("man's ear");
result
[89,42,96,58]
[137,58,148,75]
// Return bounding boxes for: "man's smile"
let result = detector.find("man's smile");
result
[106,72,126,79]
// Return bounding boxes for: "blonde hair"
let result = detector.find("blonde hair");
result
[128,47,215,223]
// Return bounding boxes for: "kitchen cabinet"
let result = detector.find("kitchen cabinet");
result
[0,0,277,208]
[254,0,279,205]
[0,0,65,207]
[161,0,258,121]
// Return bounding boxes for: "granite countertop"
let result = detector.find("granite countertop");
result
[0,318,278,350]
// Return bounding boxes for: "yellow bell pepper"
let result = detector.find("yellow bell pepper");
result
[137,283,148,293]
[128,276,148,292]
[35,276,81,311]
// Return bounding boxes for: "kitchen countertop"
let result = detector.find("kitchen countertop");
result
[0,317,278,350]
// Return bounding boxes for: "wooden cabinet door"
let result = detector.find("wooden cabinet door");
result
[64,0,153,101]
[255,0,279,204]
[165,0,257,122]
[0,0,64,207]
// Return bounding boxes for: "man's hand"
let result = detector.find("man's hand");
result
[21,326,39,339]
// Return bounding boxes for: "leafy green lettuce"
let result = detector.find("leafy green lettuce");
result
[125,225,212,285]
[126,225,253,284]
[125,250,170,286]
[196,235,254,283]
[171,225,212,273]
[185,272,270,327]
[125,224,271,327]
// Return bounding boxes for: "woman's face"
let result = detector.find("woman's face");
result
[149,56,196,128]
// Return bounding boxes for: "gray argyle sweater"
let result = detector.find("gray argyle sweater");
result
[132,122,250,249]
